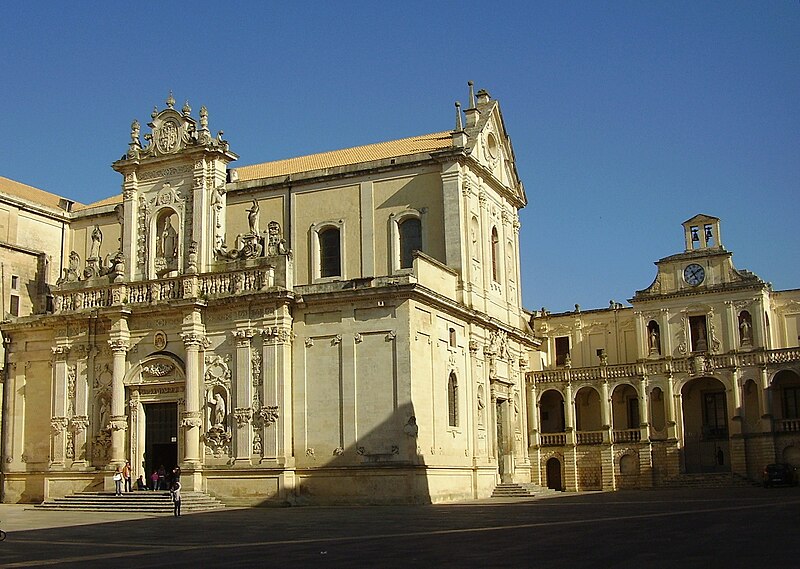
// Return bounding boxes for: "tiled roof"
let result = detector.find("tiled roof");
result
[73,194,123,211]
[0,176,78,210]
[234,131,453,182]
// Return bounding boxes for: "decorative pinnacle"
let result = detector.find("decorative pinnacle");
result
[199,106,208,129]
[468,81,476,109]
[182,100,191,115]
[454,101,463,131]
[166,91,175,109]
[130,119,140,143]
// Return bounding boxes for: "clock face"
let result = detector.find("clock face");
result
[684,263,705,286]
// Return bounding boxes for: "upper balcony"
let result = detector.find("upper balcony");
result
[529,347,800,385]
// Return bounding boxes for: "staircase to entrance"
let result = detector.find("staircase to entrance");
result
[36,491,225,514]
[491,483,561,498]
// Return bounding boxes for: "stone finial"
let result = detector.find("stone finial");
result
[454,101,463,131]
[151,106,159,119]
[166,91,176,109]
[130,120,140,143]
[199,106,209,129]
[468,81,476,109]
[182,100,191,116]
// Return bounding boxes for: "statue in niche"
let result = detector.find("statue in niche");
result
[98,397,109,431]
[155,214,179,274]
[211,392,226,428]
[247,200,260,235]
[648,326,661,355]
[89,225,102,259]
[739,313,753,345]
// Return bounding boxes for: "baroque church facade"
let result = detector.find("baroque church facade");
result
[0,88,798,505]
[0,87,539,504]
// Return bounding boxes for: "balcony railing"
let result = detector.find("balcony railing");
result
[576,431,604,445]
[53,266,276,313]
[540,433,567,446]
[612,429,642,443]
[529,347,800,385]
[775,419,800,433]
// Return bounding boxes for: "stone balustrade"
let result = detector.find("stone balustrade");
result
[612,429,642,443]
[540,433,567,446]
[529,347,800,385]
[775,419,800,433]
[53,266,276,313]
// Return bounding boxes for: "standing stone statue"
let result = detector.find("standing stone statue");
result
[247,200,260,235]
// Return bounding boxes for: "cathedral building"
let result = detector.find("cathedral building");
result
[529,215,800,490]
[1,88,798,505]
[0,86,538,504]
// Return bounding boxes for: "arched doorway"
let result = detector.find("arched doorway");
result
[681,377,730,473]
[546,457,562,491]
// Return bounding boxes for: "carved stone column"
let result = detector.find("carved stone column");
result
[665,374,678,440]
[261,325,290,463]
[232,329,255,464]
[564,379,576,446]
[72,349,91,466]
[108,339,129,466]
[180,332,205,468]
[600,379,611,444]
[50,345,71,467]
[526,376,540,448]
[639,376,651,441]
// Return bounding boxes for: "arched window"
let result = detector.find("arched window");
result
[447,372,458,427]
[399,217,422,269]
[319,227,341,278]
[491,226,500,282]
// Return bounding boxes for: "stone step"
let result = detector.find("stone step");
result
[35,490,225,513]
[660,473,755,488]
[491,483,560,498]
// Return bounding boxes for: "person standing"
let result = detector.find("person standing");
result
[170,480,182,517]
[122,461,132,493]
[150,470,159,491]
[157,465,166,491]
[112,467,123,496]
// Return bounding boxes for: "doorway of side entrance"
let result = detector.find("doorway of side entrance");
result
[144,402,178,486]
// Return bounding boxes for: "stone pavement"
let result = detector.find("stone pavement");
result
[1,486,799,568]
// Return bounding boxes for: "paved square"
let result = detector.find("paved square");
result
[1,487,798,568]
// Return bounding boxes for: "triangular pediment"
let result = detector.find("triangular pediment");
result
[463,94,526,206]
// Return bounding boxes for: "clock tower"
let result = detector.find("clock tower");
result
[632,214,764,300]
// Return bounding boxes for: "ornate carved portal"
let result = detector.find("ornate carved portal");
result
[125,356,186,479]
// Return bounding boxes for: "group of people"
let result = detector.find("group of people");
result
[112,462,182,516]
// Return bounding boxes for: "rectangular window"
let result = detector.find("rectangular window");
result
[627,398,640,429]
[319,228,341,278]
[11,275,19,290]
[555,336,570,366]
[784,387,800,419]
[9,294,19,317]
[689,315,708,352]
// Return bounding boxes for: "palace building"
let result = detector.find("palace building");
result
[529,215,800,490]
[1,88,798,505]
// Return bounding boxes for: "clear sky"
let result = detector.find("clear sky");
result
[1,2,797,313]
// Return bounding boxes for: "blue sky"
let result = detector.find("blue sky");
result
[1,2,797,312]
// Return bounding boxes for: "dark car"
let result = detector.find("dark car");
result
[763,463,798,487]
